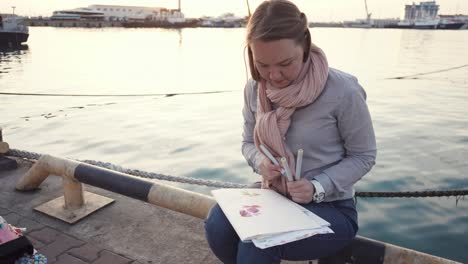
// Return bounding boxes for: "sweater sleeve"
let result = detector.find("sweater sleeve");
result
[241,80,264,173]
[313,80,377,199]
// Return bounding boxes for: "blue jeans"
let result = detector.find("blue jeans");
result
[204,199,358,264]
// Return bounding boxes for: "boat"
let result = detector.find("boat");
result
[0,15,29,46]
[395,1,466,30]
[439,14,468,29]
[413,18,440,29]
[391,20,412,29]
[346,1,467,30]
[437,21,466,29]
[199,13,246,28]
[121,18,199,28]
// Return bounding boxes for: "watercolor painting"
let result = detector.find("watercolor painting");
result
[239,205,261,217]
[241,190,260,197]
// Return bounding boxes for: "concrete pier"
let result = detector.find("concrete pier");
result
[25,19,123,28]
[1,158,221,263]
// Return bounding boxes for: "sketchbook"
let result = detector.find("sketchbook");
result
[211,188,333,249]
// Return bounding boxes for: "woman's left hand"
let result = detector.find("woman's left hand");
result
[287,178,315,204]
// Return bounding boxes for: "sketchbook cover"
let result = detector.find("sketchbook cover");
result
[211,188,330,241]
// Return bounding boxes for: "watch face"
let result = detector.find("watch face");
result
[314,192,325,202]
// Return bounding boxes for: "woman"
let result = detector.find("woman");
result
[205,0,377,263]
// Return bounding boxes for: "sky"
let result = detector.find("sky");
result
[0,0,466,22]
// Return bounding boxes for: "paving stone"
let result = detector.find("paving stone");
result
[28,227,62,244]
[0,206,11,215]
[3,212,22,225]
[55,253,88,264]
[40,234,85,260]
[69,243,103,262]
[19,217,45,232]
[92,250,132,264]
[26,235,46,250]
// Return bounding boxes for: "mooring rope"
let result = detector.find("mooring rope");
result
[7,149,246,189]
[6,148,468,198]
[387,64,468,80]
[0,90,235,97]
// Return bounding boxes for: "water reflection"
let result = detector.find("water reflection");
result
[177,28,183,47]
[0,44,29,52]
[1,27,467,262]
[0,44,29,77]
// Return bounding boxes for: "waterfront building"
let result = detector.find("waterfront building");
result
[404,1,439,21]
[51,5,185,23]
[400,0,440,28]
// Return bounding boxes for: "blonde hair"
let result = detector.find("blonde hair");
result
[246,0,311,81]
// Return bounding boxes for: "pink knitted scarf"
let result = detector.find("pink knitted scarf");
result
[254,43,329,195]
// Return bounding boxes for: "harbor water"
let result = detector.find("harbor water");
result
[1,27,467,262]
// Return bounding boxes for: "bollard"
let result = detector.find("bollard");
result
[0,127,18,171]
[16,155,112,224]
[16,155,215,222]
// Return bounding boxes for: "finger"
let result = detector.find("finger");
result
[292,195,311,204]
[272,170,282,178]
[290,190,312,202]
[291,195,306,204]
[263,174,276,181]
[266,163,282,172]
[287,181,302,191]
[263,171,281,181]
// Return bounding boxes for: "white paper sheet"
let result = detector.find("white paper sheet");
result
[252,226,333,249]
[211,188,333,248]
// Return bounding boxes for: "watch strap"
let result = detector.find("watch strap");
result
[310,179,325,203]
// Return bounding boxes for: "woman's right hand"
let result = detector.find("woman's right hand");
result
[257,156,283,181]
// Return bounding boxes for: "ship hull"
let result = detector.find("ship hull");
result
[413,25,438,29]
[0,32,29,46]
[437,22,465,29]
[383,22,465,30]
[383,24,412,29]
[122,20,199,28]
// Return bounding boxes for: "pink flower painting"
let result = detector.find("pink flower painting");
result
[239,205,261,217]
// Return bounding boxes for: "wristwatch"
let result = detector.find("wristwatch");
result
[310,180,325,203]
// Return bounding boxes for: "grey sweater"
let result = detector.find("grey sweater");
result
[241,68,377,202]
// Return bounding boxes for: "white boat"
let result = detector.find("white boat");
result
[50,12,82,20]
[0,15,29,46]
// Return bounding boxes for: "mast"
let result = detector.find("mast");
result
[178,0,181,11]
[246,0,251,18]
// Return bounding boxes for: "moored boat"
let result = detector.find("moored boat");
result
[413,18,440,29]
[437,21,466,29]
[0,15,29,46]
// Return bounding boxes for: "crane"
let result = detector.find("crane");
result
[364,0,372,22]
